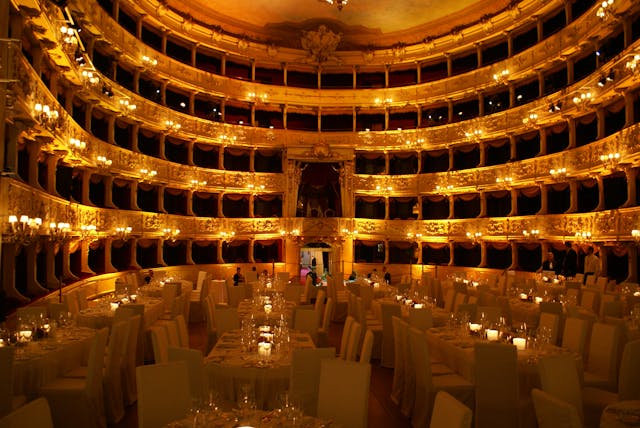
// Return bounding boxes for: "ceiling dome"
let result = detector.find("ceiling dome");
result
[163,0,512,50]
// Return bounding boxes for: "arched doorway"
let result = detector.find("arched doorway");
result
[299,241,339,284]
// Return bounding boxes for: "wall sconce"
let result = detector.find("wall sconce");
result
[79,65,100,89]
[492,69,510,85]
[600,152,620,170]
[118,97,137,116]
[247,183,265,193]
[522,229,540,240]
[141,55,158,68]
[549,167,568,180]
[596,0,615,20]
[496,176,513,188]
[280,229,301,242]
[574,231,592,244]
[115,226,132,241]
[436,183,455,195]
[49,222,71,244]
[80,224,97,241]
[247,92,268,104]
[69,137,87,154]
[625,54,640,75]
[374,97,393,107]
[466,231,483,245]
[7,215,42,246]
[632,229,640,244]
[190,179,207,192]
[96,155,113,169]
[341,228,358,240]
[33,103,63,132]
[597,70,615,87]
[59,24,78,55]
[164,120,181,134]
[407,232,423,241]
[220,230,236,243]
[572,91,593,109]
[162,228,180,242]
[464,128,484,143]
[522,113,538,127]
[376,185,393,197]
[139,168,157,182]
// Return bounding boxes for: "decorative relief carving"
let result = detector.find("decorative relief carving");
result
[300,25,341,65]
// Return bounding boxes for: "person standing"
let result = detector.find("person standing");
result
[583,246,601,284]
[233,267,244,286]
[562,242,578,278]
[382,266,391,284]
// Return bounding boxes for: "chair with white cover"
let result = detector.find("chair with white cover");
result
[580,289,600,314]
[532,388,582,428]
[40,327,109,428]
[203,295,218,352]
[102,321,129,424]
[338,316,355,360]
[561,317,589,360]
[314,290,326,322]
[601,300,624,318]
[327,277,348,322]
[289,347,336,416]
[537,354,584,424]
[294,308,321,345]
[168,347,207,403]
[538,312,561,346]
[475,305,501,325]
[452,293,468,313]
[354,296,382,359]
[174,315,190,348]
[136,361,191,428]
[317,358,371,428]
[120,315,141,406]
[189,271,210,322]
[76,287,89,311]
[149,325,170,364]
[64,291,80,319]
[390,316,406,408]
[276,271,290,285]
[284,285,303,303]
[345,320,362,362]
[359,329,374,364]
[474,342,519,428]
[539,301,564,316]
[429,391,472,428]
[213,307,240,339]
[227,285,246,307]
[408,326,473,428]
[408,306,433,330]
[0,348,26,418]
[160,319,181,348]
[443,289,456,312]
[316,297,334,347]
[583,322,620,391]
[161,283,180,313]
[0,397,53,428]
[380,303,402,368]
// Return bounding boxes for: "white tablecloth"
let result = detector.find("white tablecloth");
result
[12,327,96,399]
[205,330,315,410]
[600,401,640,428]
[76,297,164,330]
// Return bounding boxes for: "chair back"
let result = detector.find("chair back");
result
[408,325,435,427]
[538,312,561,346]
[443,289,456,312]
[227,285,246,307]
[284,285,303,303]
[408,307,433,330]
[429,391,472,428]
[317,358,371,428]
[195,271,208,291]
[474,342,519,428]
[587,322,620,390]
[136,361,190,428]
[168,347,207,403]
[294,308,320,344]
[213,307,240,338]
[289,347,336,416]
[380,303,402,368]
[453,293,468,312]
[161,283,180,312]
[601,300,624,318]
[359,329,374,364]
[531,388,582,428]
[390,316,406,408]
[174,315,189,348]
[0,397,53,428]
[359,286,374,310]
[345,320,362,362]
[561,317,588,359]
[104,321,129,423]
[539,301,563,316]
[0,348,16,418]
[122,315,142,405]
[618,339,640,400]
[537,354,584,423]
[150,325,170,364]
[339,316,355,360]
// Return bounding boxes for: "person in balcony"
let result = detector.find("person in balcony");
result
[233,267,245,286]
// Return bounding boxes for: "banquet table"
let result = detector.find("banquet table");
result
[12,326,96,399]
[166,407,340,428]
[237,299,296,324]
[76,297,165,330]
[600,401,640,428]
[371,298,449,328]
[205,329,315,410]
[507,298,542,327]
[425,326,582,395]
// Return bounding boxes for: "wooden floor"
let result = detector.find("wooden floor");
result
[111,318,412,428]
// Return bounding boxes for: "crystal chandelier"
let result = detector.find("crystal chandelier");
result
[322,0,348,11]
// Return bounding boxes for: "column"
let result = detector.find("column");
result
[445,53,452,77]
[45,153,63,196]
[3,120,27,175]
[509,242,519,270]
[566,57,575,85]
[539,184,548,214]
[25,244,48,297]
[26,138,44,188]
[185,240,195,265]
[103,238,117,273]
[596,108,606,140]
[623,167,637,207]
[78,240,95,276]
[79,170,93,206]
[129,181,140,210]
[568,118,577,149]
[103,175,116,208]
[478,142,486,167]
[448,147,454,171]
[594,175,605,211]
[539,129,547,156]
[131,123,140,153]
[186,191,195,216]
[476,43,483,68]
[249,194,255,218]
[157,239,167,267]
[1,243,29,303]
[567,180,578,213]
[61,242,78,282]
[478,191,487,217]
[627,245,637,283]
[44,241,59,289]
[448,196,455,220]
[448,241,455,266]
[478,241,487,268]
[509,188,518,216]
[478,91,485,117]
[509,134,516,161]
[128,238,141,269]
[624,92,635,128]
[158,185,167,213]
[505,30,513,57]
[158,134,167,160]
[248,239,255,264]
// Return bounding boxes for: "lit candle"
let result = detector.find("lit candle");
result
[486,329,499,341]
[513,337,527,351]
[0,339,5,347]
[110,302,119,311]
[469,323,482,333]
[259,325,271,333]
[519,293,529,300]
[264,304,273,314]
[534,296,543,304]
[413,303,424,309]
[19,329,32,342]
